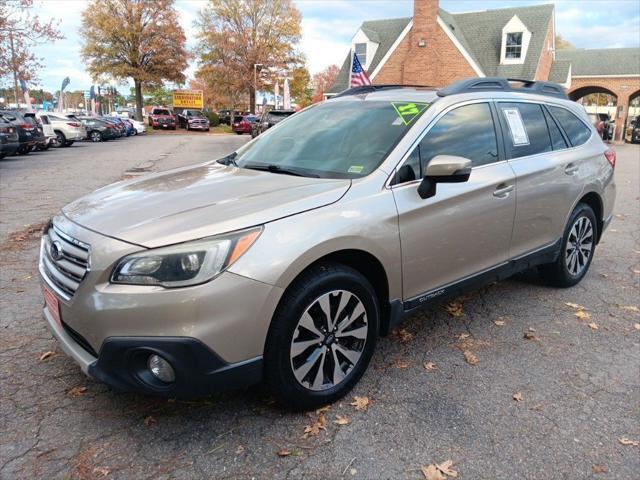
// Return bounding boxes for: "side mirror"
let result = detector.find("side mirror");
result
[417,155,472,199]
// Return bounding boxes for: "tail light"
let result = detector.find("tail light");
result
[20,123,31,129]
[604,149,616,169]
[66,122,81,127]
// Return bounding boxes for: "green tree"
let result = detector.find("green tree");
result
[195,0,304,114]
[80,0,188,120]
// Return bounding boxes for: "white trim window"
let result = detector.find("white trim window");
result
[355,43,367,67]
[500,15,532,65]
[505,32,523,59]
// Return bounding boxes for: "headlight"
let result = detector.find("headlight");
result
[111,227,262,287]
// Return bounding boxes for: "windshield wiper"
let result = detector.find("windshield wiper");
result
[217,152,238,167]
[244,164,319,178]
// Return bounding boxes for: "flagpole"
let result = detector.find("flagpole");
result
[348,49,354,88]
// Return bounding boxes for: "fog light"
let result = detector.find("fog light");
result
[148,354,175,383]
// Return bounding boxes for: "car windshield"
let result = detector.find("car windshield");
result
[234,99,430,179]
[154,109,171,115]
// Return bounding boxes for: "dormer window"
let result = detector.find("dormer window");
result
[500,15,532,65]
[505,32,523,59]
[355,43,367,66]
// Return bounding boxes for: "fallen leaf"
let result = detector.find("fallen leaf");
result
[523,331,539,341]
[456,333,470,340]
[39,351,56,361]
[350,396,370,411]
[493,320,506,326]
[334,415,351,425]
[587,322,599,330]
[92,466,110,477]
[599,273,609,278]
[394,358,410,369]
[436,460,458,477]
[634,323,640,331]
[315,405,331,415]
[633,269,640,274]
[592,465,608,474]
[575,310,591,320]
[349,468,357,476]
[444,301,464,317]
[235,445,245,454]
[392,328,414,343]
[621,306,640,313]
[513,392,523,402]
[423,362,437,371]
[277,448,291,457]
[463,350,478,365]
[143,416,156,426]
[421,465,445,480]
[565,302,585,310]
[303,414,327,437]
[68,386,87,397]
[618,437,639,446]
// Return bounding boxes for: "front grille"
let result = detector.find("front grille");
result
[40,225,90,299]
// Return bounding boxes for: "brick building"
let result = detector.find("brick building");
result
[327,0,640,141]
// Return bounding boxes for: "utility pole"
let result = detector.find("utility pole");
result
[9,30,20,107]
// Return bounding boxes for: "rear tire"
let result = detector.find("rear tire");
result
[90,131,102,143]
[65,141,74,147]
[539,203,597,288]
[54,131,66,147]
[264,263,379,411]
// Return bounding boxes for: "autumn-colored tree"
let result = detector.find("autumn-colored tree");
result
[80,0,188,120]
[555,34,574,50]
[312,64,340,103]
[0,0,63,104]
[195,0,304,114]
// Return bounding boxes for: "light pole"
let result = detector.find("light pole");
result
[253,63,263,114]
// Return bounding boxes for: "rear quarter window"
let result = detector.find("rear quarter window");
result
[548,106,592,147]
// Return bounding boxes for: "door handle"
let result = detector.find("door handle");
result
[565,163,579,175]
[493,183,514,198]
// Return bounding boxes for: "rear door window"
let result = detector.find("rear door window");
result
[548,106,592,147]
[498,102,552,159]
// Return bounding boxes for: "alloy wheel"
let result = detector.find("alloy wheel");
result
[290,290,368,391]
[565,216,593,276]
[91,131,101,142]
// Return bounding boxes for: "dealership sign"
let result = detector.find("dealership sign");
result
[172,90,204,109]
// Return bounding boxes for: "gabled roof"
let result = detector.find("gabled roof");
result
[556,48,640,76]
[328,4,554,94]
[326,17,411,94]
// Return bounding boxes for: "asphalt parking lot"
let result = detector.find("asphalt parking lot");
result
[0,135,638,480]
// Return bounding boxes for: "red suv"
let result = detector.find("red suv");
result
[148,107,176,130]
[232,115,257,135]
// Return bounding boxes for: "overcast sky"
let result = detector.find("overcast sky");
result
[23,0,640,93]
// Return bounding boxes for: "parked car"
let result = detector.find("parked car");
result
[37,113,86,147]
[252,109,295,138]
[119,118,136,136]
[0,109,45,155]
[23,112,53,151]
[38,78,615,410]
[232,115,257,135]
[98,117,123,138]
[0,116,19,159]
[130,118,146,135]
[148,107,176,130]
[625,116,640,144]
[218,109,246,125]
[77,117,118,142]
[177,109,210,131]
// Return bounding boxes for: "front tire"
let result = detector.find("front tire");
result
[90,131,102,143]
[539,203,597,287]
[54,131,66,147]
[264,263,379,411]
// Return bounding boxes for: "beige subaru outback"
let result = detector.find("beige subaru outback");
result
[40,78,616,410]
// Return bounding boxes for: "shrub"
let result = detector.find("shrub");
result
[204,111,219,126]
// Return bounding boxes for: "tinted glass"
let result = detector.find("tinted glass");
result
[499,102,552,158]
[419,103,498,168]
[153,109,171,115]
[543,108,568,150]
[548,106,592,147]
[235,100,430,179]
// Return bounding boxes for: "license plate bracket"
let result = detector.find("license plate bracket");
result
[43,285,61,326]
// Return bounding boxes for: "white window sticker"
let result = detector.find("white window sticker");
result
[502,108,529,146]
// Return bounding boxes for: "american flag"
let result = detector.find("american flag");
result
[350,52,371,87]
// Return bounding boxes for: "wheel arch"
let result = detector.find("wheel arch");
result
[578,191,604,243]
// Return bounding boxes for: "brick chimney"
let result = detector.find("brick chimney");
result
[403,0,440,85]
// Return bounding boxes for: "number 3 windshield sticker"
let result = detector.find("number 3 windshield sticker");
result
[502,108,529,146]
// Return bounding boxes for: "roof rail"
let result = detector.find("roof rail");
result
[437,77,568,99]
[333,84,435,98]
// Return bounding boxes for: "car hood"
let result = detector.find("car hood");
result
[62,162,351,248]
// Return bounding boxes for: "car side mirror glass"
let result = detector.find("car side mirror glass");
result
[417,155,472,199]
